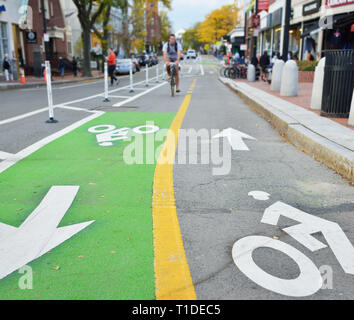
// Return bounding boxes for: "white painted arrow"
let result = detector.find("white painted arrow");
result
[213,128,257,151]
[0,186,94,280]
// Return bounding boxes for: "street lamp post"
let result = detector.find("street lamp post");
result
[282,0,291,61]
[253,0,258,59]
[40,0,50,61]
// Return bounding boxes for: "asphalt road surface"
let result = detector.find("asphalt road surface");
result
[0,56,353,300]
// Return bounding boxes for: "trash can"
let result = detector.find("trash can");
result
[321,50,354,118]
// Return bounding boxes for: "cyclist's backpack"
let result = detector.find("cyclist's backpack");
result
[167,42,178,53]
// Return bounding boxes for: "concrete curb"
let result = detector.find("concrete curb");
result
[0,76,104,91]
[219,76,354,183]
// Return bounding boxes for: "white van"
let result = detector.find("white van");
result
[187,49,197,59]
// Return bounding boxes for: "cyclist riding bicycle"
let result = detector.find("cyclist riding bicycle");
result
[163,34,183,93]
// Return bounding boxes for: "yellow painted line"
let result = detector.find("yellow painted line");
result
[153,79,197,300]
[212,66,218,73]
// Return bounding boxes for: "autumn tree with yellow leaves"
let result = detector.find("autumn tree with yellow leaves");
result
[197,4,239,45]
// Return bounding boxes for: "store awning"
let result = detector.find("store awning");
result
[332,13,354,28]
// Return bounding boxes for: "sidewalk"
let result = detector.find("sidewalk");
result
[219,76,354,183]
[235,79,353,129]
[0,70,104,91]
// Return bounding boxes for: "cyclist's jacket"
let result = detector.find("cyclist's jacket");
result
[163,41,183,61]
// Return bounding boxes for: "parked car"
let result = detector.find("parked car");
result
[137,54,150,67]
[116,59,136,74]
[149,54,158,65]
[187,49,197,59]
[130,55,141,72]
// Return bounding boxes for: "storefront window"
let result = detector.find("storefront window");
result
[0,22,9,65]
[272,28,281,55]
[303,34,318,60]
[324,28,354,50]
[289,27,301,59]
[262,29,272,53]
[302,20,320,60]
[257,35,261,57]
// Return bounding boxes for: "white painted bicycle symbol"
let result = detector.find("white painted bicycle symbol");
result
[88,124,160,147]
[232,191,354,297]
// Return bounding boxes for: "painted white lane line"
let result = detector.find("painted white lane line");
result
[102,95,131,99]
[113,81,167,107]
[63,77,158,106]
[248,191,271,200]
[56,105,99,113]
[0,108,49,126]
[200,63,205,76]
[188,67,192,74]
[0,151,15,160]
[56,81,103,89]
[0,77,159,126]
[0,111,104,174]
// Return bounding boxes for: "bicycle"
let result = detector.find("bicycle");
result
[169,62,177,97]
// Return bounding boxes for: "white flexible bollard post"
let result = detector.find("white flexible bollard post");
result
[45,61,57,123]
[270,60,285,92]
[146,62,149,87]
[129,59,134,93]
[280,60,298,97]
[103,62,109,102]
[348,89,354,126]
[310,57,326,110]
[156,63,159,83]
[247,64,256,82]
[162,63,166,81]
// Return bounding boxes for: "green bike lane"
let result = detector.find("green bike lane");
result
[0,111,175,299]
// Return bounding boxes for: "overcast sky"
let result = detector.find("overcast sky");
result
[168,0,235,32]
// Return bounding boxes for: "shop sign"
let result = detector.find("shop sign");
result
[252,14,261,27]
[303,0,321,15]
[0,5,6,12]
[240,44,247,51]
[258,0,269,12]
[326,0,354,7]
[26,31,37,43]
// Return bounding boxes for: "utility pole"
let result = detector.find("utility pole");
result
[282,0,291,61]
[41,0,50,61]
[253,0,258,59]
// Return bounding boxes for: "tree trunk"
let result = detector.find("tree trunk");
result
[82,28,92,77]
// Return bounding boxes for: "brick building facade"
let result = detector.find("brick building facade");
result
[24,0,67,75]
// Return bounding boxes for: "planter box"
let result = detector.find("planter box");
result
[298,71,314,83]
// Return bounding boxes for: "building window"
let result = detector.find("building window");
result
[272,27,281,55]
[68,41,72,55]
[262,29,272,53]
[45,0,50,19]
[0,22,9,65]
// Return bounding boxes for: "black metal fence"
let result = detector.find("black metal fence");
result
[321,50,354,118]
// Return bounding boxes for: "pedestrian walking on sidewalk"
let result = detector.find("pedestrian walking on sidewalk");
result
[72,57,78,77]
[106,48,118,86]
[58,57,66,77]
[260,51,270,82]
[2,54,13,81]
